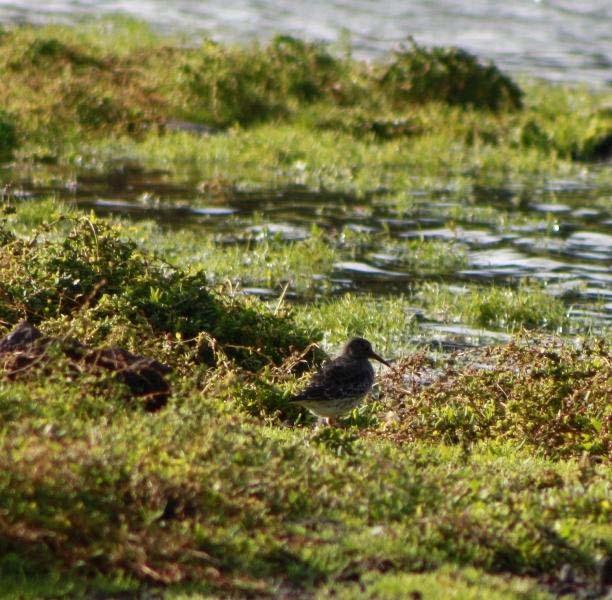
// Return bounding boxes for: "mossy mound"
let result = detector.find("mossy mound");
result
[0,22,524,144]
[379,338,610,458]
[0,216,317,372]
[1,21,610,175]
[180,35,357,127]
[0,391,608,592]
[379,40,523,111]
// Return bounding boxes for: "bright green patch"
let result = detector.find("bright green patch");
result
[127,221,337,295]
[371,238,468,275]
[417,282,570,332]
[293,293,418,357]
[323,565,552,599]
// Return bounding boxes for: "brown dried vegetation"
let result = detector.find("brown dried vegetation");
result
[377,339,610,458]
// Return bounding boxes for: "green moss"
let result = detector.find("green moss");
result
[0,20,611,599]
[418,282,570,333]
[0,209,609,593]
[294,293,418,357]
[0,572,138,600]
[1,413,607,593]
[0,215,315,370]
[324,565,553,599]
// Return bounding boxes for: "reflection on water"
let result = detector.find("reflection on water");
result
[1,0,611,85]
[4,164,611,346]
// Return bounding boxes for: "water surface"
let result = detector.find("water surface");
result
[1,0,611,85]
[6,165,611,346]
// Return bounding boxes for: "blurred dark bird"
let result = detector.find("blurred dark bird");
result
[289,337,391,426]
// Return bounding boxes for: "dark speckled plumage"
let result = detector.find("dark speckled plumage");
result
[289,337,390,425]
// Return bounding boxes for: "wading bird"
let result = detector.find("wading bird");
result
[289,337,391,426]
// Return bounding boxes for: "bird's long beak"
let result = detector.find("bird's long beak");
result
[370,351,391,368]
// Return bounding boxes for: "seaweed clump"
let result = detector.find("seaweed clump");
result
[0,320,171,411]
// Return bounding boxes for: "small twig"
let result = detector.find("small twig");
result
[496,383,509,400]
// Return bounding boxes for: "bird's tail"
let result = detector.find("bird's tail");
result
[287,393,306,404]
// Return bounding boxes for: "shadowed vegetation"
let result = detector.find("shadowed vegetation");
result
[0,109,17,159]
[380,40,523,111]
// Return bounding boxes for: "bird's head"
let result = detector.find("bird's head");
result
[344,337,391,367]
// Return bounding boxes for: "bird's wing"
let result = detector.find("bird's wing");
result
[292,358,372,402]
